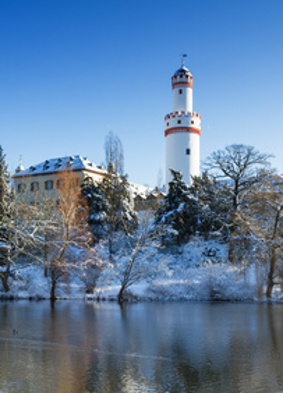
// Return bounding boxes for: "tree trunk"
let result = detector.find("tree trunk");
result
[118,284,126,303]
[266,207,281,299]
[0,274,10,292]
[1,258,11,292]
[50,270,57,300]
[108,233,113,263]
[266,249,277,299]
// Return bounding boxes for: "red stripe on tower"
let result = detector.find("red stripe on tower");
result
[164,127,201,137]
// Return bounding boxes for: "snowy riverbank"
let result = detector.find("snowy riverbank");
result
[1,238,282,302]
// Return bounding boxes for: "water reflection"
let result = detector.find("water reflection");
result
[0,301,283,392]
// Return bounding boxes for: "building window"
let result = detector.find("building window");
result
[179,89,182,94]
[31,182,39,192]
[186,148,190,155]
[191,120,194,124]
[56,179,62,189]
[17,183,26,193]
[45,180,53,190]
[167,122,169,126]
[177,120,181,124]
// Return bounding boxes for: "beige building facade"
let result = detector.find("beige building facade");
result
[13,156,106,205]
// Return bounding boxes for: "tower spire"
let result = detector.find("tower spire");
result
[181,53,187,66]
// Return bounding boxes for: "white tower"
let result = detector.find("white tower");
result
[165,58,201,188]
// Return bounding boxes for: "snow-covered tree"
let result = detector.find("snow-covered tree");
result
[81,163,138,261]
[0,146,10,222]
[0,148,41,291]
[204,144,272,210]
[0,198,44,292]
[229,175,283,298]
[116,211,154,302]
[190,173,233,239]
[155,170,200,245]
[41,170,94,300]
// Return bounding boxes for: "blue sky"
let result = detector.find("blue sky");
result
[0,0,282,186]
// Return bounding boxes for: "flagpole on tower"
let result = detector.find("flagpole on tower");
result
[181,53,187,66]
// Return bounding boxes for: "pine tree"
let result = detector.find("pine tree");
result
[81,163,138,261]
[155,169,199,245]
[81,176,106,240]
[190,173,233,239]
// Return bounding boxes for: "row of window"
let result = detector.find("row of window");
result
[17,178,80,193]
[166,120,195,126]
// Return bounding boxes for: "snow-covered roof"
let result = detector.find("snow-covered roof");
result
[129,182,166,199]
[129,182,152,199]
[13,155,106,178]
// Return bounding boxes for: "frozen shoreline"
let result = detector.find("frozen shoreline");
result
[1,238,282,302]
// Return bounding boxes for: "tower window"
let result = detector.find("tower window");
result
[177,120,181,124]
[186,148,190,155]
[167,122,169,126]
[179,89,183,94]
[191,120,194,124]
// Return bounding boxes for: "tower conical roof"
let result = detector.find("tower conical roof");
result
[174,65,192,76]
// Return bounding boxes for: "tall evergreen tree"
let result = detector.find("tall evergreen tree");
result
[189,173,233,239]
[81,163,138,260]
[155,170,199,245]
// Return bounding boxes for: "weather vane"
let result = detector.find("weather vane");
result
[181,53,187,66]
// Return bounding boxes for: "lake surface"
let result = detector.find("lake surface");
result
[0,301,283,393]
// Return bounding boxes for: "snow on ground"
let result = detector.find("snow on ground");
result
[1,237,280,302]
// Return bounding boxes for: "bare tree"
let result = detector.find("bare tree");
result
[116,211,154,302]
[229,175,283,299]
[204,144,273,210]
[248,176,283,298]
[42,170,93,299]
[104,131,124,175]
[0,198,45,292]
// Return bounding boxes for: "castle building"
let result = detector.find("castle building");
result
[164,60,201,188]
[13,155,106,205]
[12,155,160,209]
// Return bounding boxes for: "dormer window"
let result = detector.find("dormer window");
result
[55,159,62,169]
[43,160,50,170]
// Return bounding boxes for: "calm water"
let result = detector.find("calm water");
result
[0,301,283,393]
